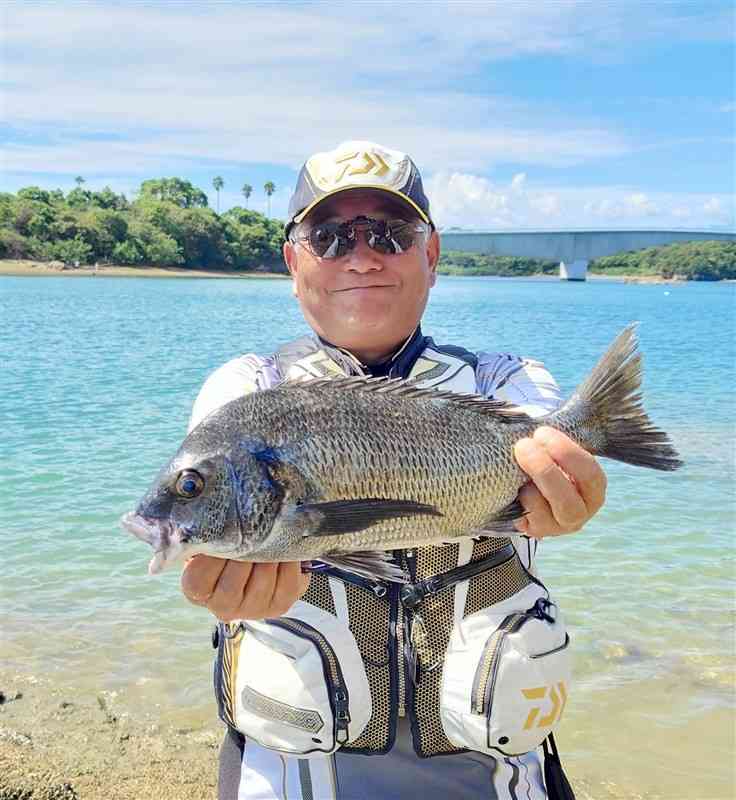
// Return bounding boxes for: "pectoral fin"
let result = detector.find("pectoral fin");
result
[294,498,442,537]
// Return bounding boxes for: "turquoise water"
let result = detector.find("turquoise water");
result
[2,275,734,796]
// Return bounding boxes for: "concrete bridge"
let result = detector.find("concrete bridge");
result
[439,229,736,280]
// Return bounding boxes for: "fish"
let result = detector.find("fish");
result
[121,324,682,582]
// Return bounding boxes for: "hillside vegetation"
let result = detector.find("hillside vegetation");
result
[440,240,734,280]
[0,179,285,271]
[1,182,733,279]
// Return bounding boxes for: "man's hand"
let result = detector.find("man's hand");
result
[513,426,607,539]
[181,557,311,622]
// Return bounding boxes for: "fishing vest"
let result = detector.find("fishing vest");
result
[212,332,569,759]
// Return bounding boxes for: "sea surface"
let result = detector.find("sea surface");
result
[2,275,734,798]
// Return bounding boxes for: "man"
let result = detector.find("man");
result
[182,141,605,800]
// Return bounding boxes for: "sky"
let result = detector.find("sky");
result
[1,0,734,231]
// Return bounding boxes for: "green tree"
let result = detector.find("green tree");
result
[212,176,224,214]
[138,178,208,209]
[66,187,92,209]
[264,181,275,217]
[241,183,252,208]
[74,176,85,188]
[17,187,52,204]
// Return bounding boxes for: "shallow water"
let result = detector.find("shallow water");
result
[2,275,734,798]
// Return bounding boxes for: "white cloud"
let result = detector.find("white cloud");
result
[426,172,734,230]
[626,193,659,216]
[1,1,727,180]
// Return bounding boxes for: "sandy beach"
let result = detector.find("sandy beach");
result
[0,259,287,280]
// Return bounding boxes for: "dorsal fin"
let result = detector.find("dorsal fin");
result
[289,376,532,424]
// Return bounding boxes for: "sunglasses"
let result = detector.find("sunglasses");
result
[292,215,429,260]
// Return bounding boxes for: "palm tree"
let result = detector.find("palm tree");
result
[212,176,224,213]
[264,181,275,217]
[74,176,85,188]
[241,183,252,208]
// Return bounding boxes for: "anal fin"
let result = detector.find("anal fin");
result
[319,551,408,583]
[473,497,527,536]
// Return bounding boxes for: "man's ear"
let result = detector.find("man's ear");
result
[427,230,440,287]
[283,241,300,296]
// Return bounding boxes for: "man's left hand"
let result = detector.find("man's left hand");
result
[513,426,607,539]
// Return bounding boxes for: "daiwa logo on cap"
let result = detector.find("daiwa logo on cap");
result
[306,141,412,192]
[287,139,433,231]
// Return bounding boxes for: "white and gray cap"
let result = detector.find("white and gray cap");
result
[286,140,433,236]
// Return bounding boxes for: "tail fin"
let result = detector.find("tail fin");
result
[557,324,682,471]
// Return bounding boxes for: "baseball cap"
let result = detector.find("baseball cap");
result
[286,140,433,235]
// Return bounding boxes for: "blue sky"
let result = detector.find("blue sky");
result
[1,0,733,230]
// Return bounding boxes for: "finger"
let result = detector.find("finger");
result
[238,563,280,620]
[514,436,587,531]
[206,560,253,621]
[268,562,308,617]
[181,555,227,605]
[533,427,607,514]
[516,481,565,538]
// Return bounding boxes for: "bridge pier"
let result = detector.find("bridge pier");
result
[559,259,588,281]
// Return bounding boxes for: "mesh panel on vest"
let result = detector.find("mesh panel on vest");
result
[343,583,393,753]
[463,540,531,618]
[301,572,337,616]
[412,542,464,756]
[412,538,533,757]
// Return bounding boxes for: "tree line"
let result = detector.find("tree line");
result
[1,179,733,279]
[0,177,286,271]
[439,240,735,281]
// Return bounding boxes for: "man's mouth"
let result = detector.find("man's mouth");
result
[332,285,394,293]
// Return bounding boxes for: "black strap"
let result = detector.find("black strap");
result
[399,542,516,611]
[543,733,576,800]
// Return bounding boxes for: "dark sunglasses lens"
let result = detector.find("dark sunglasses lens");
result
[309,222,348,258]
[368,220,416,254]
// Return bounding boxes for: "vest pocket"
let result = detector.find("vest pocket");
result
[216,600,371,757]
[440,583,571,756]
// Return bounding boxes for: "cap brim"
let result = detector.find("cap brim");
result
[292,185,430,226]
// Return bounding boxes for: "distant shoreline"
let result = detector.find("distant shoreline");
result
[1,259,727,284]
[0,259,287,279]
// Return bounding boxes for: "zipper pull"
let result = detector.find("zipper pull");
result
[333,688,351,743]
[404,627,419,688]
[529,598,556,624]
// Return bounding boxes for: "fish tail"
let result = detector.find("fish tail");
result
[551,324,682,471]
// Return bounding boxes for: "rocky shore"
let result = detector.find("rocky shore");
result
[0,670,221,800]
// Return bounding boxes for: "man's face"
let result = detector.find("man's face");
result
[283,191,440,362]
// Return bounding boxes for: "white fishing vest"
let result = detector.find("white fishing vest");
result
[202,336,571,759]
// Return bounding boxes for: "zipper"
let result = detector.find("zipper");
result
[269,617,351,744]
[219,622,245,730]
[400,549,419,718]
[471,612,531,715]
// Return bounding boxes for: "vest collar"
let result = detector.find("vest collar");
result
[317,327,428,379]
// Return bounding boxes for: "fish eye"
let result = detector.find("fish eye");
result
[175,470,205,499]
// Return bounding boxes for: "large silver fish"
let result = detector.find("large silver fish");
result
[121,325,681,581]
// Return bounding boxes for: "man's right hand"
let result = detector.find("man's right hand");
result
[181,556,311,622]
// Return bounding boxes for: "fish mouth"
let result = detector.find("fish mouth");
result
[120,511,191,575]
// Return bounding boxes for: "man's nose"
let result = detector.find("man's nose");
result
[344,231,384,272]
